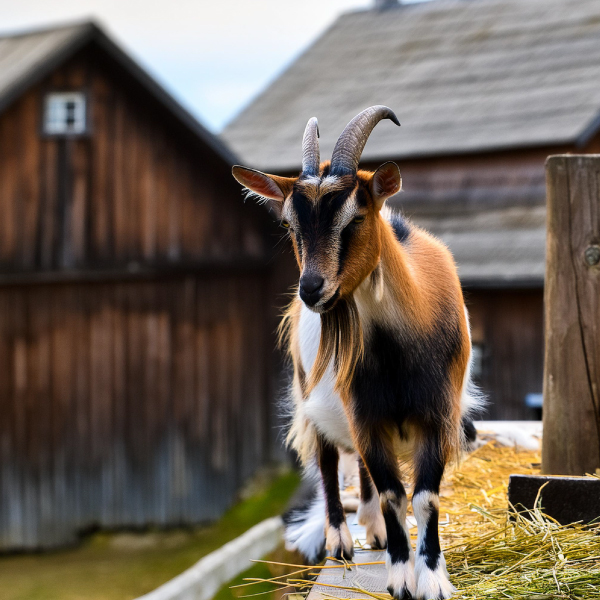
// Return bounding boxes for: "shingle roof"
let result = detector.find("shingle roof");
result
[393,184,546,286]
[0,21,237,165]
[222,0,600,172]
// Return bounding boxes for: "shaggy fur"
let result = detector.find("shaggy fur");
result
[232,107,483,600]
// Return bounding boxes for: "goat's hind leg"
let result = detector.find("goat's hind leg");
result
[357,457,387,549]
[412,433,456,600]
[317,434,354,560]
[356,428,415,600]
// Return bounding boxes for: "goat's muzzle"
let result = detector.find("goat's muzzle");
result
[299,272,325,307]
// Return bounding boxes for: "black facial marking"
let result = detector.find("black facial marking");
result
[322,189,351,218]
[295,233,304,262]
[291,192,313,235]
[337,221,356,276]
[355,186,370,208]
[291,186,353,261]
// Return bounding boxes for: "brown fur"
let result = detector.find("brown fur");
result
[237,160,469,465]
[234,117,475,588]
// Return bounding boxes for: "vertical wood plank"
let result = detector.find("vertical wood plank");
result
[543,155,600,475]
[19,93,41,269]
[90,70,112,263]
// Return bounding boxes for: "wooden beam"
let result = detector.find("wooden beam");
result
[0,258,268,287]
[543,155,600,475]
[508,475,600,524]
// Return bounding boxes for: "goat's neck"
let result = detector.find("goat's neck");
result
[354,217,421,327]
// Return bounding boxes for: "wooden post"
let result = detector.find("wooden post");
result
[543,155,600,475]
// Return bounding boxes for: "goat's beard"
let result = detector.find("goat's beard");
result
[305,287,340,314]
[305,296,364,397]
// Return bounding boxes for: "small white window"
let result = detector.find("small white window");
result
[44,92,86,135]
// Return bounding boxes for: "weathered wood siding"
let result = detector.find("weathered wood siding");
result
[0,44,278,550]
[466,289,544,420]
[0,274,272,550]
[0,45,265,275]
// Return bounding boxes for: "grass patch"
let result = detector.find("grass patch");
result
[0,467,300,600]
[214,561,276,600]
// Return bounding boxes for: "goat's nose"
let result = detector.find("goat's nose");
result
[299,273,325,305]
[300,273,324,295]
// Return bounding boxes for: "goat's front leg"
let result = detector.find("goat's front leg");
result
[355,427,415,600]
[317,434,354,560]
[357,457,387,549]
[412,434,455,600]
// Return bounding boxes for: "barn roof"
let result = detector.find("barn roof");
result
[392,181,546,287]
[0,21,237,165]
[222,0,600,172]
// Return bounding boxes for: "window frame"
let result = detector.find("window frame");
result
[41,90,91,138]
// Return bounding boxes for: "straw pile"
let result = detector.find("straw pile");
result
[235,441,600,599]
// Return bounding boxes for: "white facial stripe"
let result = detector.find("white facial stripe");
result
[333,188,361,230]
[281,203,294,225]
[300,175,321,187]
[321,174,343,189]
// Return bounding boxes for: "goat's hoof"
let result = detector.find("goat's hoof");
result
[325,522,354,560]
[387,585,413,600]
[369,533,387,550]
[415,556,455,600]
[386,558,416,600]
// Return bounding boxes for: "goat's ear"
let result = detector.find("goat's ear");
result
[371,161,401,209]
[232,166,296,218]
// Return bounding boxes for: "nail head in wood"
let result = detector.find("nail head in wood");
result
[584,245,600,266]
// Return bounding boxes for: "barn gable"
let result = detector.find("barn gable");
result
[0,21,235,164]
[0,21,267,277]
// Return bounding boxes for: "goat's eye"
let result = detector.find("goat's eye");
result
[281,220,290,229]
[353,216,365,224]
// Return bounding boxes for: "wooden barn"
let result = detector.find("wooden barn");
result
[0,22,280,550]
[223,0,600,421]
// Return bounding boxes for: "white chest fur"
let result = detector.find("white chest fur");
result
[297,304,355,451]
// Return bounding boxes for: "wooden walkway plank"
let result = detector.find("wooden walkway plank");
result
[308,516,388,600]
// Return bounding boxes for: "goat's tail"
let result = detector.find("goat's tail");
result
[282,467,326,563]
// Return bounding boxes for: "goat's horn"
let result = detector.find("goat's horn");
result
[301,117,320,176]
[330,106,400,175]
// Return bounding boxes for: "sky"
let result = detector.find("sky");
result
[0,0,389,132]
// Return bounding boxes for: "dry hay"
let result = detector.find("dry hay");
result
[234,441,600,599]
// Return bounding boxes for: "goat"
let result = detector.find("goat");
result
[232,106,482,600]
